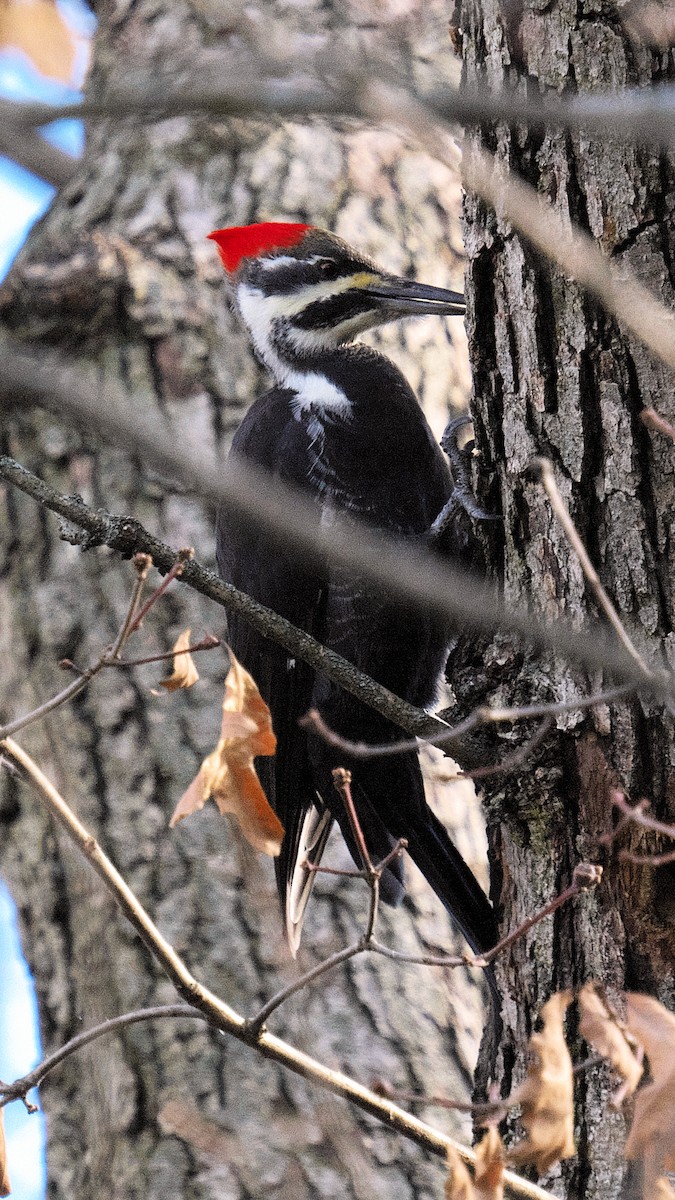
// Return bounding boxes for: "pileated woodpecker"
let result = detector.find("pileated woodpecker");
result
[210,222,496,956]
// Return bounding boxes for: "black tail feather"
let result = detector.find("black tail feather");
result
[307,716,497,955]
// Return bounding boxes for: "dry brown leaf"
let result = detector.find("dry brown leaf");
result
[159,629,200,691]
[578,982,643,1103]
[651,1177,675,1200]
[170,649,283,855]
[623,994,675,1196]
[0,1107,10,1197]
[445,1145,475,1200]
[508,990,575,1175]
[0,0,81,83]
[474,1127,504,1200]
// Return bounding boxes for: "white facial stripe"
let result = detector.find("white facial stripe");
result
[257,255,301,272]
[258,253,333,273]
[239,272,379,321]
[236,283,352,414]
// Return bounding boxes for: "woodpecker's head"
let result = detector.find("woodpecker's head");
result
[208,222,465,379]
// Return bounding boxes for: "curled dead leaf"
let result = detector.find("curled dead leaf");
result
[0,1107,10,1196]
[474,1127,504,1200]
[509,991,575,1175]
[578,982,643,1104]
[445,1145,475,1200]
[170,648,283,856]
[624,994,675,1197]
[159,629,200,691]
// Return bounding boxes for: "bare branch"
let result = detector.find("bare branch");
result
[640,406,675,445]
[0,454,468,752]
[301,684,634,762]
[0,431,666,707]
[532,458,650,675]
[481,863,602,966]
[0,549,191,742]
[0,738,552,1199]
[0,116,77,187]
[603,790,675,865]
[1,1005,208,1107]
[106,635,220,669]
[246,769,392,1036]
[6,71,675,147]
[362,82,675,379]
[366,864,602,970]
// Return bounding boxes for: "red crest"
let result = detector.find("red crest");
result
[208,222,312,274]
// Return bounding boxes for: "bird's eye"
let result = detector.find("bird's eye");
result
[317,259,340,279]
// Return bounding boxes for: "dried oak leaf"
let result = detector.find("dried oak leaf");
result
[508,990,575,1175]
[170,649,283,856]
[623,993,675,1197]
[159,629,200,691]
[0,1107,10,1196]
[445,1145,475,1200]
[578,982,643,1104]
[474,1127,505,1200]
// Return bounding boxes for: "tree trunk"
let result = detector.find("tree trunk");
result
[0,4,487,1197]
[456,1,675,1195]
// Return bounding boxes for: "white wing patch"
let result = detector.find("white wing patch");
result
[286,801,334,956]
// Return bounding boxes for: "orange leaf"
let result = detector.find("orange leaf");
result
[159,629,200,691]
[0,1107,10,1196]
[0,0,82,83]
[509,991,575,1175]
[445,1145,475,1200]
[474,1127,504,1200]
[578,982,643,1104]
[170,649,283,856]
[624,994,675,1196]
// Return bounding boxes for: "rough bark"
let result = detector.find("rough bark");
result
[0,3,487,1198]
[453,1,675,1196]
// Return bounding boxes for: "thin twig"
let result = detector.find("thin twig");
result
[247,771,390,1035]
[373,1080,506,1116]
[0,454,477,754]
[640,406,675,445]
[0,741,554,1198]
[374,1048,605,1113]
[126,548,194,633]
[102,635,221,669]
[333,768,373,870]
[610,789,675,840]
[457,719,554,781]
[0,558,149,740]
[0,1005,208,1108]
[245,942,364,1037]
[0,372,667,702]
[532,459,650,675]
[0,550,193,742]
[301,684,633,762]
[619,846,675,866]
[601,789,675,863]
[7,67,675,146]
[367,864,602,970]
[482,863,602,966]
[109,552,152,657]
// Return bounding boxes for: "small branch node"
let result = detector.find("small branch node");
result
[572,862,603,889]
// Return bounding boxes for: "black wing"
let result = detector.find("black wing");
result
[217,368,496,954]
